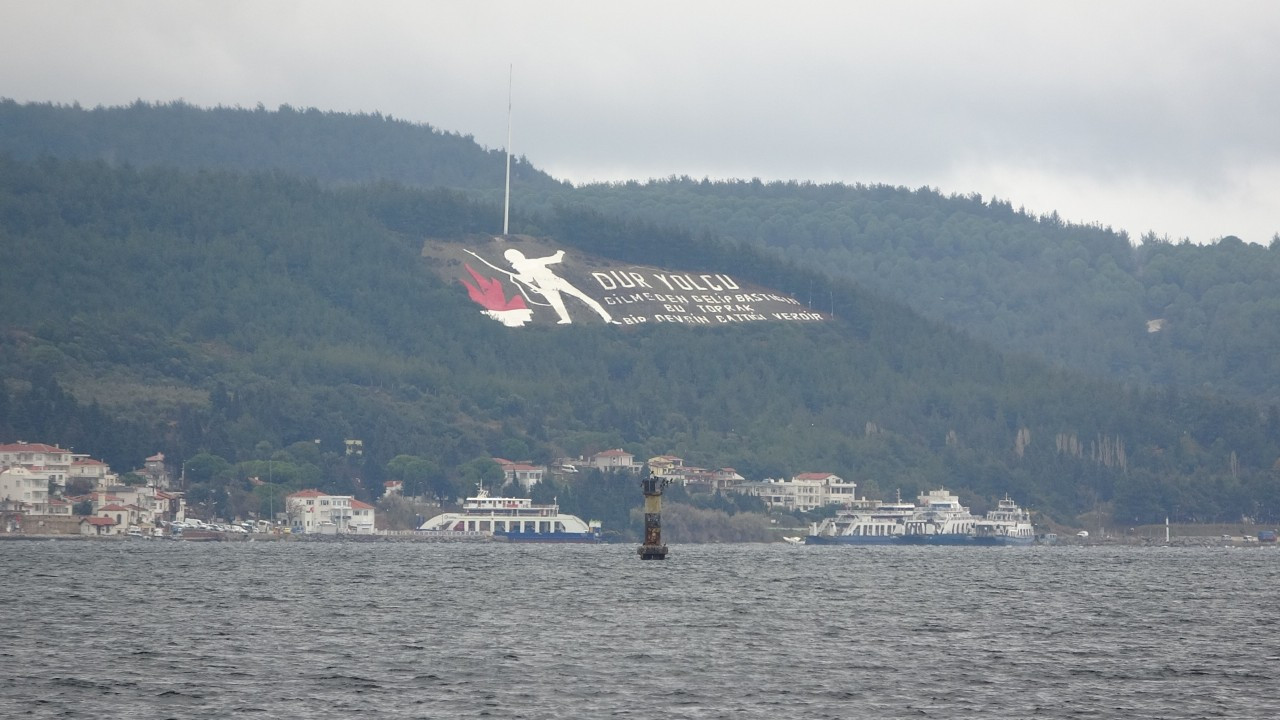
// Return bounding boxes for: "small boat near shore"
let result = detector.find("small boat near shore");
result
[417,487,601,543]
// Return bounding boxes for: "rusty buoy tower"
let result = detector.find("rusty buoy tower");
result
[638,476,671,560]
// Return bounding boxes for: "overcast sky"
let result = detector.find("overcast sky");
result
[4,0,1278,244]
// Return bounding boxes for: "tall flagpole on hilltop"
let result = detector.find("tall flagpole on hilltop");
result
[503,64,512,236]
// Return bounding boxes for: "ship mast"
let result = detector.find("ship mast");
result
[503,64,512,236]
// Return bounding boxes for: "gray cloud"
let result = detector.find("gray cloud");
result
[3,0,1277,243]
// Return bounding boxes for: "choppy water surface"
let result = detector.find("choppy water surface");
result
[1,541,1278,719]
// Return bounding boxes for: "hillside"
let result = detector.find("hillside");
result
[2,153,1278,531]
[538,179,1280,406]
[6,100,1278,406]
[0,98,564,193]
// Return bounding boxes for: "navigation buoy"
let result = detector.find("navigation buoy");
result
[638,476,671,560]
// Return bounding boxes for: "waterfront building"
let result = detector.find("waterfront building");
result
[79,516,117,536]
[350,499,376,533]
[286,489,377,534]
[0,466,50,514]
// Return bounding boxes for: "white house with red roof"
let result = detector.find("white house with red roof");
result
[383,480,403,497]
[493,458,546,490]
[0,441,72,491]
[70,457,116,490]
[79,516,116,536]
[286,489,376,534]
[350,499,376,533]
[140,452,170,488]
[732,472,858,512]
[588,448,641,473]
[95,503,136,534]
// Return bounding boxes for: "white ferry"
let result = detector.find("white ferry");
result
[971,495,1036,545]
[898,488,978,545]
[417,487,602,543]
[805,492,915,545]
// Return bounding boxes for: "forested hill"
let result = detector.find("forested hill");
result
[0,98,563,192]
[2,154,1278,528]
[5,99,1278,406]
[538,180,1280,406]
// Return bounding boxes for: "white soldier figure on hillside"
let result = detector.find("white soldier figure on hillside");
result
[503,248,615,324]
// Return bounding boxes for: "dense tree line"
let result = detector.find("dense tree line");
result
[2,144,1279,528]
[0,98,564,193]
[530,178,1280,406]
[7,99,1280,406]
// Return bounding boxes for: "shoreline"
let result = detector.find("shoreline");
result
[3,532,1277,547]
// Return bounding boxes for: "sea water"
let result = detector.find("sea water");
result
[1,541,1277,719]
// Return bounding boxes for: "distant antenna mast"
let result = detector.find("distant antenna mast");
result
[503,64,513,236]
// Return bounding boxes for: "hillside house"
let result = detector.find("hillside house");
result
[732,472,858,512]
[493,458,546,490]
[691,467,746,491]
[0,442,72,492]
[139,452,171,488]
[646,455,746,491]
[70,457,114,490]
[647,455,685,477]
[588,449,641,473]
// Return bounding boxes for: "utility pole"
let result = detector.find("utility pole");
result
[503,64,512,236]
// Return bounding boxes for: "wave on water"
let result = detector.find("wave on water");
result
[2,543,1279,719]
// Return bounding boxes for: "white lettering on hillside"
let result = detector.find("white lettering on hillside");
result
[461,248,825,328]
[590,272,821,327]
